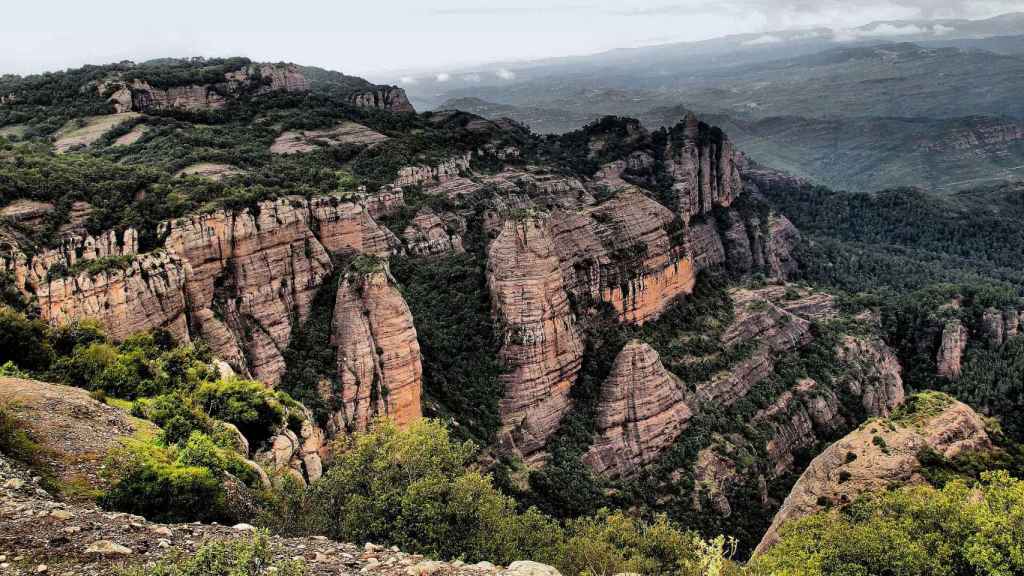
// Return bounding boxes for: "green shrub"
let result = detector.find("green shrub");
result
[304,418,563,564]
[120,530,304,576]
[0,307,53,372]
[50,341,119,390]
[133,392,215,446]
[559,511,703,576]
[194,379,285,447]
[100,438,228,523]
[749,471,1024,576]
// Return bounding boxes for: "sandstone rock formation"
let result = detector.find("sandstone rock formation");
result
[548,189,695,325]
[488,218,584,463]
[4,195,402,386]
[329,264,423,434]
[36,251,191,343]
[754,396,992,555]
[270,122,387,154]
[835,335,905,417]
[163,198,334,384]
[348,86,416,113]
[53,113,140,153]
[754,379,842,476]
[584,341,693,476]
[255,411,328,485]
[402,209,465,257]
[104,64,309,113]
[667,113,742,222]
[937,319,969,379]
[394,153,471,187]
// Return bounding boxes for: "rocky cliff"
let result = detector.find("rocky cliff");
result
[349,86,416,114]
[330,264,424,435]
[403,209,466,257]
[754,394,992,555]
[667,113,742,223]
[4,195,404,387]
[584,341,693,476]
[487,218,584,463]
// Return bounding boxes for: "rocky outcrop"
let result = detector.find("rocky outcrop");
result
[584,341,693,477]
[548,189,695,325]
[836,336,905,418]
[488,218,584,463]
[394,153,471,188]
[309,195,400,257]
[402,209,465,257]
[348,86,416,113]
[329,264,423,434]
[36,251,190,344]
[754,379,842,477]
[255,412,327,485]
[104,64,309,113]
[163,198,334,384]
[937,319,969,379]
[270,122,387,154]
[666,113,742,222]
[754,395,992,555]
[980,307,1023,347]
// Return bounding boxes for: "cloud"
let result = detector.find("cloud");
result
[462,73,482,82]
[399,76,417,84]
[496,68,516,80]
[742,34,783,46]
[933,23,957,35]
[856,23,928,36]
[435,73,451,82]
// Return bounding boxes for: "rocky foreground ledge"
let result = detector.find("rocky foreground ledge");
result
[0,456,559,576]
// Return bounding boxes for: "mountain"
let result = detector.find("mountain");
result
[3,56,1024,572]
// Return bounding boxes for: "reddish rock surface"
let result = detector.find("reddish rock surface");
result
[667,113,742,222]
[330,266,423,434]
[584,341,693,476]
[937,319,969,379]
[754,397,992,555]
[487,218,584,464]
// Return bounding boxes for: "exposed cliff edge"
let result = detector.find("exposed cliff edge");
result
[753,393,992,555]
[1,195,402,386]
[487,217,584,464]
[584,341,693,476]
[329,262,424,435]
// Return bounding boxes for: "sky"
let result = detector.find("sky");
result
[2,0,1022,81]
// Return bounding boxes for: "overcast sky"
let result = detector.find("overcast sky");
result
[2,0,1022,80]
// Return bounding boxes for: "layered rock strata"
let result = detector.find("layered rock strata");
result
[487,218,584,463]
[402,209,465,257]
[330,266,424,434]
[754,397,992,555]
[584,341,693,476]
[667,113,742,222]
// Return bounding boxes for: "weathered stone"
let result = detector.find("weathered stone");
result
[488,218,584,463]
[584,341,693,477]
[937,319,969,379]
[330,265,423,434]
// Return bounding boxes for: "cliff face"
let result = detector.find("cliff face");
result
[104,64,308,113]
[487,218,584,463]
[163,198,334,384]
[7,195,402,388]
[667,113,742,223]
[584,341,693,476]
[329,266,423,435]
[937,319,969,379]
[549,189,695,325]
[403,209,465,257]
[35,251,191,344]
[393,153,471,187]
[348,86,416,113]
[754,396,992,555]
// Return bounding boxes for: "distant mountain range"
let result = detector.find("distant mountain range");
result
[413,13,1024,192]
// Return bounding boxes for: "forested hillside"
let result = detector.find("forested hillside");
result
[2,56,1023,575]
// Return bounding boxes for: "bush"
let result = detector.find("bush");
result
[100,438,228,523]
[304,418,563,564]
[193,379,285,447]
[119,530,305,576]
[133,392,215,446]
[559,511,703,576]
[749,471,1024,576]
[0,307,53,372]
